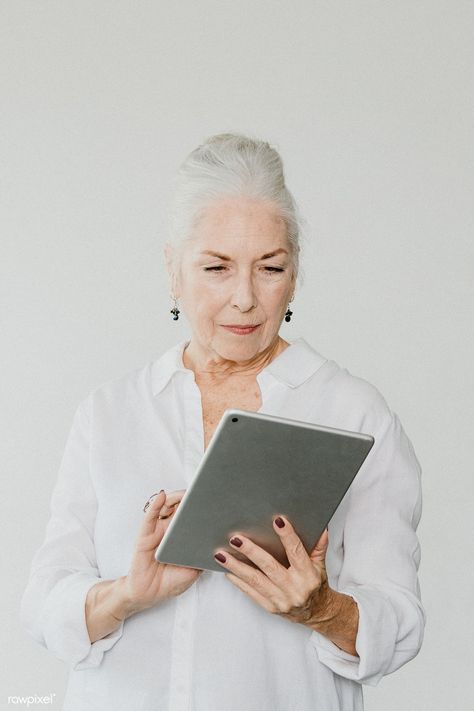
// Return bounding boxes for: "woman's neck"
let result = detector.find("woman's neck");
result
[182,335,290,383]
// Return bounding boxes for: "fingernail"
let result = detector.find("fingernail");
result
[214,552,226,563]
[230,537,242,547]
[275,517,285,528]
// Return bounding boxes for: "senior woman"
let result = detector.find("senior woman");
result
[20,133,424,711]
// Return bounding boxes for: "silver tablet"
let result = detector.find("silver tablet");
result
[154,408,374,573]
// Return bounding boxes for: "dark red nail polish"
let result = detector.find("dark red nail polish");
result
[230,537,242,547]
[275,517,285,528]
[215,552,226,563]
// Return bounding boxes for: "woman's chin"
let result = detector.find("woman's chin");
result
[211,331,276,362]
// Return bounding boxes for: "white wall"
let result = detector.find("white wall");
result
[2,1,472,708]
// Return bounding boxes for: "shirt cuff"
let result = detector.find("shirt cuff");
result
[308,587,398,686]
[38,572,125,670]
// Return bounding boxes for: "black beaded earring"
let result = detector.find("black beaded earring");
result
[170,296,180,321]
[284,305,293,322]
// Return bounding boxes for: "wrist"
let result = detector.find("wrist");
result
[110,576,144,621]
[306,581,340,627]
[305,584,360,656]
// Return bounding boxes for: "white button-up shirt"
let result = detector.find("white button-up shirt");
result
[20,337,425,711]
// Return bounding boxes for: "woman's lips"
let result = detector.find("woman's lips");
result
[221,324,261,335]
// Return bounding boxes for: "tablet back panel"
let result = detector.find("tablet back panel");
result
[155,409,374,573]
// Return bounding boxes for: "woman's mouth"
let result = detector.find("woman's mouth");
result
[221,324,261,335]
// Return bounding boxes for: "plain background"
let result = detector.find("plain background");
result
[2,1,473,709]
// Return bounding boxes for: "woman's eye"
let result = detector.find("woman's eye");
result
[203,266,285,273]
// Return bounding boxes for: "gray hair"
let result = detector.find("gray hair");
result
[166,132,307,288]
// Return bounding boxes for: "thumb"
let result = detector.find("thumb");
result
[309,527,329,565]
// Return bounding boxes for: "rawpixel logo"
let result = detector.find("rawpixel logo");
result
[7,694,56,706]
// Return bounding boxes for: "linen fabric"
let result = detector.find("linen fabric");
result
[20,337,425,711]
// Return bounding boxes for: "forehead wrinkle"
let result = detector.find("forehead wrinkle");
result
[193,198,285,233]
[192,218,288,249]
[187,199,290,261]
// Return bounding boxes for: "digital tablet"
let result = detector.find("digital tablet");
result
[154,409,374,573]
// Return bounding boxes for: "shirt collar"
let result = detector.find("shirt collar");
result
[151,337,327,396]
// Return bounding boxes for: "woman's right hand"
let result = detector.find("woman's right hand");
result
[121,489,203,615]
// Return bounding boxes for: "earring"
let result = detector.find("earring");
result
[170,296,180,321]
[284,295,294,322]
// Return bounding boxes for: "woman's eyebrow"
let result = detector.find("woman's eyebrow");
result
[199,248,288,260]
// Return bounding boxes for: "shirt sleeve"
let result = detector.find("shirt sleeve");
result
[308,393,425,686]
[19,394,125,670]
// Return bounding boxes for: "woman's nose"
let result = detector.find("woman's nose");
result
[230,276,257,312]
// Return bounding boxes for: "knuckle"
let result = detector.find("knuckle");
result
[288,537,305,558]
[268,599,280,614]
[248,572,261,589]
[262,559,281,578]
[292,592,307,608]
[278,600,293,615]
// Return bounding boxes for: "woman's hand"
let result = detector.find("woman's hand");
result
[213,515,359,655]
[213,515,332,626]
[122,489,203,614]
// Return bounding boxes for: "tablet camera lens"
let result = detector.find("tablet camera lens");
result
[231,417,238,422]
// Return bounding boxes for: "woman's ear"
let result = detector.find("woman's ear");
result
[163,243,174,278]
[164,243,179,297]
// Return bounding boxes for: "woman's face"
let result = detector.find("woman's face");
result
[166,196,296,363]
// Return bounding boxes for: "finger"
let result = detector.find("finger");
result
[140,490,167,536]
[159,489,186,517]
[309,528,329,564]
[272,515,313,572]
[226,534,288,587]
[214,548,282,601]
[143,491,164,512]
[164,489,186,506]
[157,503,179,520]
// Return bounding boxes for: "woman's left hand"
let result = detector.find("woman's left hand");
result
[214,515,332,625]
